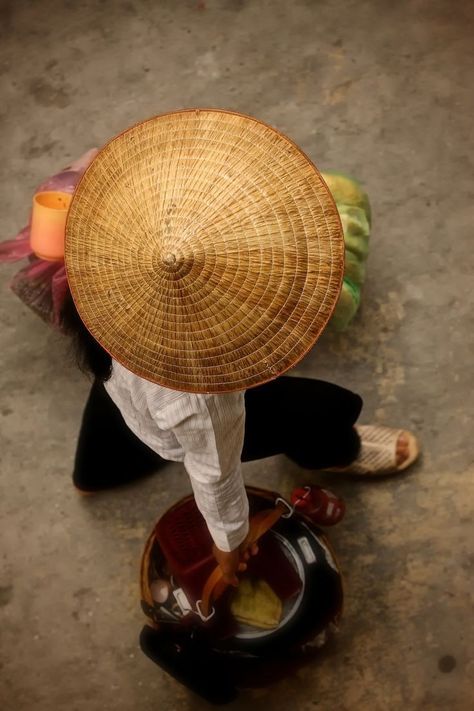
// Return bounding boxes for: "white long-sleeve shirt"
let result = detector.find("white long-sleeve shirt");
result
[104,360,249,552]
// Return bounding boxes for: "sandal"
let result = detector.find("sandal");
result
[330,424,420,477]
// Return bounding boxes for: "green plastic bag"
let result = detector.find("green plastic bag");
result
[322,172,371,331]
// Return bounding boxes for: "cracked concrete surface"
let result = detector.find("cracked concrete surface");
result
[0,1,473,709]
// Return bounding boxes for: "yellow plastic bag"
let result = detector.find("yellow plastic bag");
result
[230,577,283,630]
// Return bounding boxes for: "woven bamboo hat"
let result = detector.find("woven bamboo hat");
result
[65,109,344,393]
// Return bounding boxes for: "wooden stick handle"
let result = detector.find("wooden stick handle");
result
[200,500,289,618]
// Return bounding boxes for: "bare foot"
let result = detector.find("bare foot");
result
[396,432,410,466]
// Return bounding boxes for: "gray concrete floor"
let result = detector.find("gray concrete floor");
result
[1,1,473,709]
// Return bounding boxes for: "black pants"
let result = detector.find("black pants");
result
[73,377,362,491]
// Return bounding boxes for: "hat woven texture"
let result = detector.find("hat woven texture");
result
[65,110,344,393]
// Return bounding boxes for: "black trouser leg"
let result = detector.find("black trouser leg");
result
[73,376,362,491]
[242,376,362,469]
[73,380,166,491]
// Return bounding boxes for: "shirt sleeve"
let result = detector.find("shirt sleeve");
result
[161,392,249,552]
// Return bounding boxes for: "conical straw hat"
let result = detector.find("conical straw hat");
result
[65,109,344,393]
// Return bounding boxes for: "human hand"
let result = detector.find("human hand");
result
[213,541,259,587]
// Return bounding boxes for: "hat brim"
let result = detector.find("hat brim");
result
[65,109,344,393]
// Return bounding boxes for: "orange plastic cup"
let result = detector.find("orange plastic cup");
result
[30,191,72,261]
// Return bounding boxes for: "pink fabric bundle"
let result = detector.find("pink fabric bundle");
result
[0,149,98,327]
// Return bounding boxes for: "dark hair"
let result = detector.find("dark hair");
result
[60,290,112,382]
